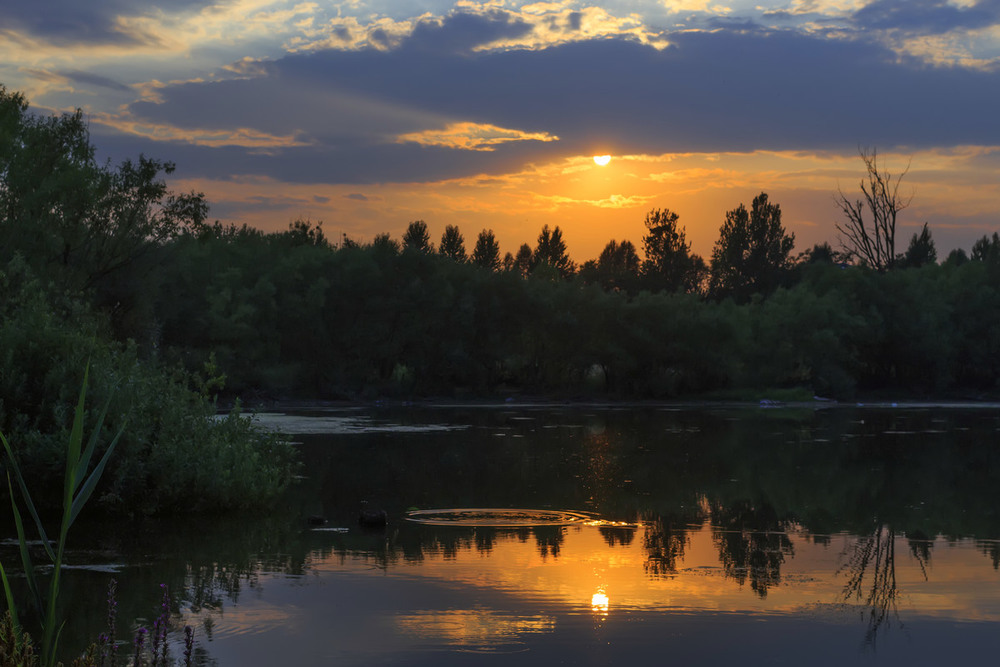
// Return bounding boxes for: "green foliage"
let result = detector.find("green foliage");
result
[8,84,1000,411]
[710,192,795,303]
[0,256,295,514]
[0,86,206,345]
[1,367,123,667]
[970,232,1000,264]
[279,219,328,248]
[135,214,1000,401]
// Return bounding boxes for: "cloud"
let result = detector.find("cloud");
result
[345,193,369,201]
[90,110,309,148]
[91,12,1000,187]
[1,0,202,45]
[851,0,1000,34]
[398,9,534,55]
[59,69,134,92]
[396,122,559,151]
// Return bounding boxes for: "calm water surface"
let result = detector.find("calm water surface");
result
[12,405,1000,665]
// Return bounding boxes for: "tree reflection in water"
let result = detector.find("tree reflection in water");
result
[37,406,1000,664]
[599,526,636,548]
[840,524,930,647]
[642,517,689,577]
[710,500,795,598]
[531,526,565,559]
[979,540,1000,569]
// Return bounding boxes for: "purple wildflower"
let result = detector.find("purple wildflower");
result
[133,627,147,667]
[151,584,170,667]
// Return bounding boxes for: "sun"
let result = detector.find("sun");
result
[593,155,611,166]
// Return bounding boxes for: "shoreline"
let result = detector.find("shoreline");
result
[228,395,1000,413]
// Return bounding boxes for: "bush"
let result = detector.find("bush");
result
[0,257,296,515]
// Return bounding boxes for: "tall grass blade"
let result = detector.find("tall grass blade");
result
[0,365,124,667]
[70,420,124,526]
[73,395,111,492]
[1,433,56,563]
[6,474,43,617]
[65,366,88,483]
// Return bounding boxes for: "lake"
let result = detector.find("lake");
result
[13,403,1000,665]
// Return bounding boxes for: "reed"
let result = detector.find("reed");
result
[0,367,125,667]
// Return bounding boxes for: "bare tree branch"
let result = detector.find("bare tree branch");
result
[835,147,912,272]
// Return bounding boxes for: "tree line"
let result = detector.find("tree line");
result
[4,85,1000,413]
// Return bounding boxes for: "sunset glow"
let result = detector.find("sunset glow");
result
[591,590,610,614]
[3,0,999,260]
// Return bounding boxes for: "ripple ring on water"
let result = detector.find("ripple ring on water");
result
[404,508,594,527]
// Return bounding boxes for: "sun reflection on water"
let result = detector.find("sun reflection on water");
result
[591,589,609,615]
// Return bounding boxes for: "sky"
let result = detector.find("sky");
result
[3,0,1000,261]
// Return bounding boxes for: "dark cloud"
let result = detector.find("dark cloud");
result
[116,19,1000,185]
[852,0,1000,34]
[60,69,132,92]
[398,10,533,55]
[3,0,211,45]
[345,193,369,201]
[369,28,392,49]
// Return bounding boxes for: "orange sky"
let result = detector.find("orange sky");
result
[175,147,1000,262]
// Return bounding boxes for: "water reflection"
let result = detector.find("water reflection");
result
[396,608,556,652]
[590,589,609,615]
[711,500,795,598]
[8,405,1000,665]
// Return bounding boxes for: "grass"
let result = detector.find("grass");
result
[0,367,123,667]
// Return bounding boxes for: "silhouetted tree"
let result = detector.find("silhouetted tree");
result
[897,223,936,269]
[640,208,705,293]
[835,147,911,271]
[800,242,841,265]
[514,243,534,277]
[533,224,575,278]
[943,248,968,267]
[438,224,466,262]
[471,229,501,271]
[371,232,400,255]
[971,232,1000,264]
[402,220,433,252]
[281,219,328,247]
[595,239,641,292]
[710,192,795,302]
